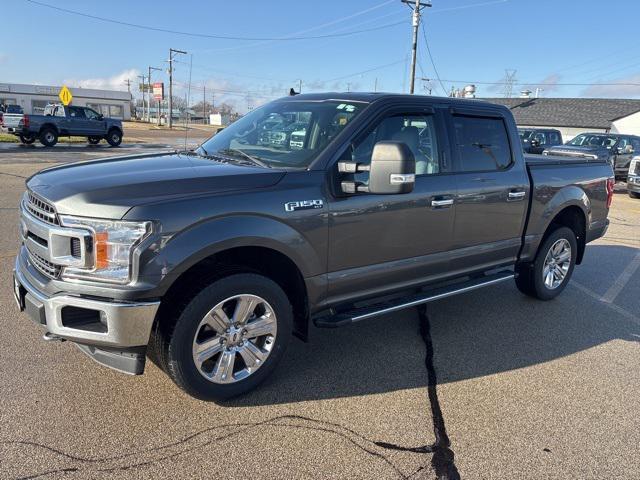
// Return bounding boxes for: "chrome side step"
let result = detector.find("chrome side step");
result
[313,271,514,328]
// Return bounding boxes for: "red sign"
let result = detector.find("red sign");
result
[153,82,164,100]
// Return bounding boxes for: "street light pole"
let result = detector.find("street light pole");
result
[148,66,162,123]
[137,74,147,121]
[168,48,187,129]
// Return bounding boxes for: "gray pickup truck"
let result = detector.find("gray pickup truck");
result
[13,93,613,400]
[10,104,123,147]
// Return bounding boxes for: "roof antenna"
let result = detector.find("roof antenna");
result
[184,53,193,151]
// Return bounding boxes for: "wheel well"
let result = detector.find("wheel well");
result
[545,206,587,264]
[108,126,122,135]
[157,246,309,341]
[39,123,58,134]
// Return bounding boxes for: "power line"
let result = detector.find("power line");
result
[420,23,447,95]
[434,78,640,87]
[24,0,406,42]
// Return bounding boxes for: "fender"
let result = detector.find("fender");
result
[524,185,589,259]
[137,214,324,296]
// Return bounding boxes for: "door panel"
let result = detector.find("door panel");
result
[447,111,529,273]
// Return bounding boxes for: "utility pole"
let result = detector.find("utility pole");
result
[168,48,187,129]
[402,0,432,94]
[203,84,206,124]
[298,79,303,94]
[124,79,131,94]
[148,66,162,123]
[137,74,147,121]
[374,77,378,92]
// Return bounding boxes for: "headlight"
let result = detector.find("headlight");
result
[629,158,638,174]
[59,215,151,284]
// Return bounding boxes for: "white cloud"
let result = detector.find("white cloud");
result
[63,68,139,91]
[582,74,640,98]
[524,74,561,94]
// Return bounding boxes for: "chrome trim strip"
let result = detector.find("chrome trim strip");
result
[351,274,514,322]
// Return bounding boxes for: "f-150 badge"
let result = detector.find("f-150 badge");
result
[284,199,324,212]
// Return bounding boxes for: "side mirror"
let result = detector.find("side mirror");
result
[530,139,540,147]
[340,141,415,195]
[98,114,104,120]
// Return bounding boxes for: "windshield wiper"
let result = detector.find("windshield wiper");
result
[218,148,271,169]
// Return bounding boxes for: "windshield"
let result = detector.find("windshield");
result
[197,100,365,169]
[567,134,618,149]
[518,129,534,141]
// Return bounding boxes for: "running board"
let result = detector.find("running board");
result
[313,271,514,328]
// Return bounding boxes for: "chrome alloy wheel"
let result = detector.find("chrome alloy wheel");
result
[542,238,572,290]
[192,294,277,384]
[44,132,55,143]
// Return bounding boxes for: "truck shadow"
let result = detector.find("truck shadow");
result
[230,244,640,407]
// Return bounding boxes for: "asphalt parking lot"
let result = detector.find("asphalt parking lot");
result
[0,154,638,479]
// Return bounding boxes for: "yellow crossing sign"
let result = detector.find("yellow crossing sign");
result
[58,85,73,106]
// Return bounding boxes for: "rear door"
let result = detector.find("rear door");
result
[326,104,457,302]
[445,108,529,274]
[67,106,90,135]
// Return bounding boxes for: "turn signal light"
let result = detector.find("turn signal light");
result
[95,232,109,269]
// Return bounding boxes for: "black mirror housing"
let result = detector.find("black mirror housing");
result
[368,141,416,194]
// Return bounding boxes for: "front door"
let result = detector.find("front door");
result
[327,107,457,304]
[83,107,106,136]
[446,109,529,274]
[67,106,91,135]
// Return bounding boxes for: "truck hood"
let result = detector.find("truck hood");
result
[27,152,286,219]
[544,145,609,158]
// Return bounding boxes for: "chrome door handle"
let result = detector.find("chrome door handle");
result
[431,199,454,207]
[508,191,526,200]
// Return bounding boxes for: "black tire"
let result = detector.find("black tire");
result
[106,128,122,147]
[19,133,36,144]
[88,136,102,145]
[39,127,58,147]
[159,273,293,401]
[515,226,577,301]
[629,191,640,199]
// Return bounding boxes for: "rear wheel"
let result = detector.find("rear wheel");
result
[159,273,293,400]
[39,128,58,147]
[106,129,122,147]
[629,191,640,199]
[515,226,577,300]
[88,136,102,145]
[19,133,36,144]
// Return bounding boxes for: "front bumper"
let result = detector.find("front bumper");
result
[627,175,640,193]
[14,254,159,349]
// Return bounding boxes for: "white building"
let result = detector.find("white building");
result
[0,82,132,120]
[485,98,640,142]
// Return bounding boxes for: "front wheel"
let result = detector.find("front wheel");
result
[87,136,102,145]
[160,273,293,400]
[19,133,36,144]
[515,226,577,301]
[106,129,122,147]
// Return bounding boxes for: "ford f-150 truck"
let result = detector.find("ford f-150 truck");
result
[10,103,123,147]
[543,132,640,182]
[13,93,613,400]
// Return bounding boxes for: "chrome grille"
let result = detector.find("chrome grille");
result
[26,191,59,225]
[26,244,62,278]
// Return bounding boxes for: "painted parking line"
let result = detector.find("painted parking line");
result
[572,281,640,326]
[600,250,640,304]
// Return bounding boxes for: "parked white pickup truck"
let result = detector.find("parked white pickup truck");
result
[0,105,33,143]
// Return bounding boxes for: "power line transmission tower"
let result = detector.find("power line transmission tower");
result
[502,69,517,98]
[168,48,187,129]
[401,0,432,94]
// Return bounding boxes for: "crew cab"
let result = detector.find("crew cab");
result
[10,104,123,147]
[12,93,613,401]
[518,128,562,154]
[543,132,640,182]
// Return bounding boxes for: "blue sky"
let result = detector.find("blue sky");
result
[3,0,640,111]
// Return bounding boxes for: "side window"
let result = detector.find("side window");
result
[349,113,440,176]
[84,108,99,120]
[452,115,512,172]
[533,132,547,145]
[69,107,85,118]
[54,107,65,117]
[549,132,561,144]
